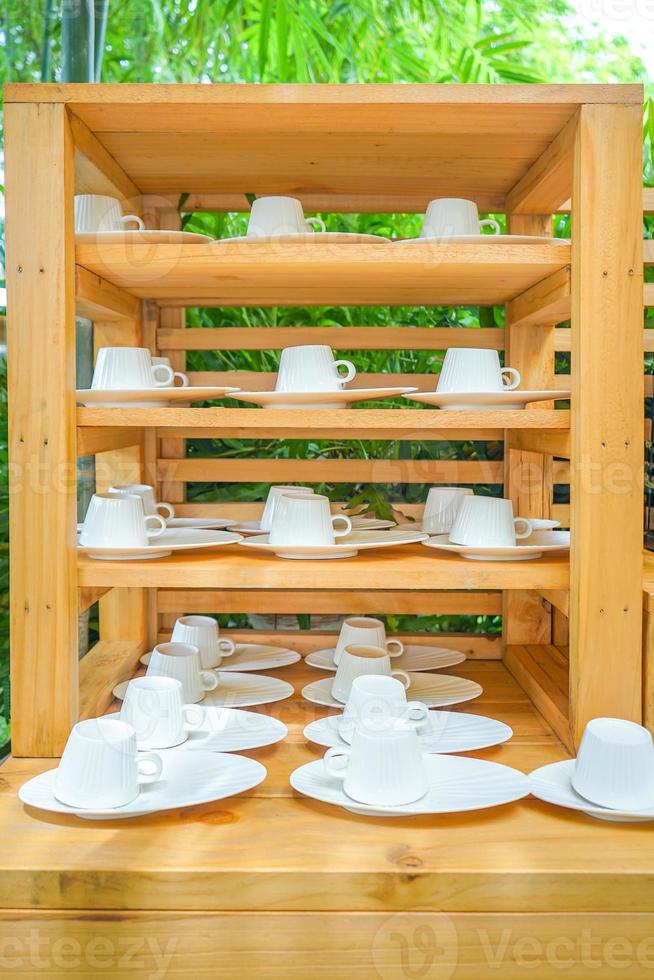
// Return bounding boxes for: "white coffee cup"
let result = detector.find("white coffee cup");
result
[339,674,429,744]
[146,642,219,704]
[53,717,162,809]
[269,493,352,547]
[247,196,326,237]
[421,487,474,534]
[79,492,167,548]
[120,676,205,749]
[171,615,236,669]
[571,717,654,811]
[74,194,145,234]
[437,348,520,394]
[449,496,532,548]
[108,483,175,521]
[152,356,190,389]
[421,198,500,238]
[333,616,404,666]
[324,721,429,806]
[276,345,356,393]
[92,347,175,391]
[332,644,410,704]
[260,485,315,531]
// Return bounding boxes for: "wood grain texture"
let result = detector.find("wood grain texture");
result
[505,266,571,328]
[506,110,578,214]
[75,265,140,321]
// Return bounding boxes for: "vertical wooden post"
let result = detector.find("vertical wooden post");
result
[5,103,78,757]
[569,102,643,744]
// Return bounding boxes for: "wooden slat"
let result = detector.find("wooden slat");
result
[78,639,146,720]
[75,265,141,321]
[506,110,578,214]
[505,266,571,328]
[505,643,571,750]
[510,430,571,457]
[78,585,111,614]
[69,110,141,202]
[645,283,654,307]
[536,588,570,617]
[157,326,506,351]
[76,425,143,456]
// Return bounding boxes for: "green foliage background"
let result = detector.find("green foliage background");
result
[0,0,651,748]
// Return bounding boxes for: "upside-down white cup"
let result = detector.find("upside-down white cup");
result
[437,348,520,394]
[449,496,532,548]
[79,492,167,548]
[338,674,429,744]
[247,196,326,237]
[571,717,654,811]
[420,198,500,238]
[53,717,162,809]
[74,194,145,234]
[120,676,205,749]
[324,721,429,806]
[108,483,175,521]
[91,347,175,391]
[260,485,315,532]
[268,493,352,548]
[333,616,404,666]
[421,487,474,534]
[171,615,236,669]
[275,345,356,393]
[146,642,219,704]
[332,644,410,704]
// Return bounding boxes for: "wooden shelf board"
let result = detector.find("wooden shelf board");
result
[75,241,570,307]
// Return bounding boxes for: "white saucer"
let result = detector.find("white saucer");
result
[77,528,242,560]
[304,711,512,753]
[305,644,466,672]
[75,230,214,245]
[140,643,301,672]
[213,233,389,244]
[422,530,570,561]
[77,385,239,406]
[238,528,427,560]
[228,387,417,409]
[103,707,287,752]
[410,518,560,534]
[232,516,396,534]
[403,390,569,410]
[530,760,654,823]
[301,673,482,709]
[77,517,237,532]
[113,671,293,708]
[290,754,529,817]
[393,235,570,246]
[19,750,266,820]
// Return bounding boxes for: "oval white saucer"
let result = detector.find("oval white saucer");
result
[409,518,560,534]
[238,528,427,560]
[304,644,466,672]
[301,673,482,709]
[103,707,287,752]
[213,232,390,244]
[19,750,266,820]
[393,235,570,246]
[77,385,239,406]
[75,230,214,244]
[140,643,300,672]
[529,759,654,823]
[232,516,396,534]
[403,390,569,410]
[290,754,529,817]
[422,530,570,561]
[304,711,512,753]
[113,671,293,708]
[228,387,417,408]
[77,528,242,560]
[166,517,237,530]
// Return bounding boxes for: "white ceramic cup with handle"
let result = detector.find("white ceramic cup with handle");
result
[247,196,326,237]
[333,616,404,666]
[421,487,474,534]
[152,356,190,388]
[448,495,532,548]
[324,721,429,806]
[74,194,145,234]
[260,485,315,531]
[79,492,167,548]
[91,347,175,391]
[269,493,352,548]
[120,676,205,749]
[571,717,654,811]
[108,483,175,521]
[437,348,520,394]
[332,644,410,704]
[53,717,162,809]
[171,615,236,669]
[338,674,430,744]
[146,642,219,704]
[420,198,500,238]
[275,345,356,393]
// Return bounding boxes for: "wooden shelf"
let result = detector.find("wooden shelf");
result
[77,545,570,590]
[75,240,570,306]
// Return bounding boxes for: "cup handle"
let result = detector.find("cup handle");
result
[201,670,219,692]
[331,514,352,539]
[514,518,533,540]
[152,363,175,387]
[479,218,501,235]
[218,638,236,657]
[173,371,190,387]
[306,216,326,233]
[183,704,206,731]
[144,514,167,538]
[156,501,175,520]
[323,746,351,779]
[406,700,429,723]
[391,669,411,690]
[501,367,521,390]
[386,638,404,657]
[121,214,145,231]
[137,752,163,784]
[333,359,356,384]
